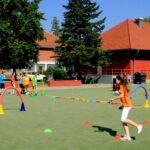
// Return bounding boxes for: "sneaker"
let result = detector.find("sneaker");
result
[120,136,131,141]
[26,92,29,95]
[137,125,143,134]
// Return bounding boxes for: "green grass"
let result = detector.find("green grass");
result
[0,86,150,150]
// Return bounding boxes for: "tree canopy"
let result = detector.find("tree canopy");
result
[0,0,44,70]
[144,17,150,23]
[54,0,110,78]
[50,16,61,37]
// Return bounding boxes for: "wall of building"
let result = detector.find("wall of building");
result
[103,60,131,75]
[33,49,57,72]
[103,51,150,79]
[130,51,150,79]
[133,59,150,79]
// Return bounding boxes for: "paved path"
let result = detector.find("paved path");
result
[42,83,112,90]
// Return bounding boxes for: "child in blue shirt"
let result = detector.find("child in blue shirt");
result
[0,71,5,94]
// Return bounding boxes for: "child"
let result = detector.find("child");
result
[31,73,38,96]
[109,75,143,141]
[22,72,30,95]
[11,72,16,87]
[17,72,25,94]
[112,78,119,95]
[0,71,5,94]
[11,72,16,94]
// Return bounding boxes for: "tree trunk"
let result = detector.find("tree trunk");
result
[74,66,83,80]
[13,68,16,73]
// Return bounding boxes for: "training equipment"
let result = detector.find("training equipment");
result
[44,128,52,133]
[0,86,26,115]
[0,104,4,115]
[84,121,92,126]
[113,134,121,140]
[100,100,107,103]
[144,100,150,108]
[49,85,149,109]
[30,93,35,98]
[111,101,121,105]
[20,103,26,112]
[41,92,46,96]
[130,84,150,108]
[143,120,150,124]
[130,85,148,100]
[50,95,120,105]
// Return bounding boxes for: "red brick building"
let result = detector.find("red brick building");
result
[100,18,150,79]
[34,32,58,72]
[36,18,150,81]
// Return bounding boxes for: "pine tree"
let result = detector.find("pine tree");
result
[54,0,109,79]
[50,17,61,37]
[0,0,44,71]
[144,17,150,23]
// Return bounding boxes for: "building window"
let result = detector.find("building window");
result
[38,65,45,72]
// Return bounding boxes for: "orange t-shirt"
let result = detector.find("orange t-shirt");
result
[22,76,29,85]
[119,85,132,107]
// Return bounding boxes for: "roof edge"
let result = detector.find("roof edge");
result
[127,19,132,49]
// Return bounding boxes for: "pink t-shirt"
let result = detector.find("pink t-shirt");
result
[11,75,15,83]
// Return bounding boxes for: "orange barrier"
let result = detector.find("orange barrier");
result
[47,80,82,87]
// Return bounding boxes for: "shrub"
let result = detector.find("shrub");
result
[46,66,54,75]
[53,68,67,80]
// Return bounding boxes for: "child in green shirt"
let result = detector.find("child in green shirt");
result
[31,73,38,96]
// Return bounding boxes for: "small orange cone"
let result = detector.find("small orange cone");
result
[113,134,121,140]
[84,121,92,126]
[144,100,150,108]
[143,120,150,124]
[0,105,5,115]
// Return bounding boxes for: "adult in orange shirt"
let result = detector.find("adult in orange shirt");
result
[109,75,143,141]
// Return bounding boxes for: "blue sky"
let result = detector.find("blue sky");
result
[39,0,150,32]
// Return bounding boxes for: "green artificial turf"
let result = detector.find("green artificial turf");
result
[0,86,150,150]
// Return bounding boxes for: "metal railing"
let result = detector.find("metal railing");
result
[102,69,132,75]
[102,68,150,81]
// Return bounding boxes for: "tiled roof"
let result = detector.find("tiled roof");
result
[37,32,58,48]
[38,50,56,62]
[100,19,150,50]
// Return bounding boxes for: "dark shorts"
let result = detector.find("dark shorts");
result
[19,84,24,89]
[0,83,5,89]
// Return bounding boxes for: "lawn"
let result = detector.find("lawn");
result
[0,85,150,150]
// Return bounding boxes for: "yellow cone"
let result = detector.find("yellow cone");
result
[144,100,150,108]
[0,105,5,115]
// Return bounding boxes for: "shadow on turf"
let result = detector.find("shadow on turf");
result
[92,125,136,140]
[92,125,117,136]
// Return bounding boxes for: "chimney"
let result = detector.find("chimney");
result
[134,17,143,28]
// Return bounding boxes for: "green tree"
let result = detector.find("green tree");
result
[54,0,109,79]
[50,16,61,37]
[0,0,44,71]
[144,17,150,22]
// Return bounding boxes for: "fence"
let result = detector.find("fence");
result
[102,68,150,80]
[102,69,132,76]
